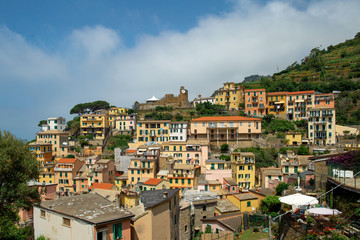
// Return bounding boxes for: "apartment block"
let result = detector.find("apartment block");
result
[36,130,69,159]
[80,113,109,140]
[128,145,160,186]
[307,107,336,145]
[54,158,83,193]
[115,113,136,134]
[136,120,170,144]
[278,150,310,175]
[169,121,188,141]
[108,107,127,128]
[231,152,256,190]
[90,159,115,185]
[168,164,200,193]
[314,93,335,108]
[287,90,315,121]
[190,116,261,144]
[47,117,66,131]
[266,92,288,118]
[244,89,266,117]
[214,82,245,110]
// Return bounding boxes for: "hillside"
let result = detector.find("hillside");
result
[240,32,360,125]
[242,32,360,93]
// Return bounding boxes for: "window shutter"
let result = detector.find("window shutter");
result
[119,223,122,238]
[113,224,116,240]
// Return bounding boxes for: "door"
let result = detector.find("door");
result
[96,230,106,240]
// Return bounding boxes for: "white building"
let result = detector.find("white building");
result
[47,117,66,131]
[192,94,215,107]
[307,107,336,145]
[169,122,188,141]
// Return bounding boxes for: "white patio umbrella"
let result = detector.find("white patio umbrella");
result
[307,207,342,215]
[279,193,319,210]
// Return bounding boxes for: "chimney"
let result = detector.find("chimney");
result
[163,192,168,199]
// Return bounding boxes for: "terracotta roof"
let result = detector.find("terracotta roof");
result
[244,88,266,92]
[143,178,163,186]
[57,158,77,164]
[287,90,315,95]
[89,183,116,190]
[191,116,261,122]
[267,91,288,96]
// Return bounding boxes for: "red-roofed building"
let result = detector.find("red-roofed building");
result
[190,116,261,144]
[287,90,315,121]
[141,178,170,191]
[54,158,83,194]
[244,89,266,117]
[89,182,116,190]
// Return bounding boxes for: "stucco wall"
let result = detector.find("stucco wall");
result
[34,207,93,240]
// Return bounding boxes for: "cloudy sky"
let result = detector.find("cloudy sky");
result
[0,0,359,140]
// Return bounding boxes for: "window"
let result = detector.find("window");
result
[188,179,191,184]
[40,210,46,218]
[113,223,122,239]
[203,205,206,211]
[174,214,177,224]
[185,225,188,232]
[63,217,71,227]
[247,201,251,207]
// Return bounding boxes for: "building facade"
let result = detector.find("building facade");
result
[307,107,336,145]
[214,82,245,110]
[231,152,256,190]
[244,89,266,116]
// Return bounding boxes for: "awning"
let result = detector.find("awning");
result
[307,207,342,215]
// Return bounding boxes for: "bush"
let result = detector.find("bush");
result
[297,145,310,155]
[253,227,259,232]
[221,144,229,153]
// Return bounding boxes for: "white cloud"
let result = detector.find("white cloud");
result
[1,0,360,140]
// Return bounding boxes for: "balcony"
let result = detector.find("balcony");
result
[323,113,333,116]
[54,167,72,172]
[314,121,326,125]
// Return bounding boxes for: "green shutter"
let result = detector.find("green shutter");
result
[119,223,122,238]
[113,224,116,240]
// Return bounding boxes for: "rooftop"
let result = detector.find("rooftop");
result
[89,183,116,190]
[39,194,134,225]
[223,177,237,186]
[206,159,228,164]
[201,212,243,232]
[249,188,275,196]
[215,199,240,213]
[234,193,258,201]
[191,116,261,122]
[143,178,163,186]
[57,158,78,164]
[141,189,179,208]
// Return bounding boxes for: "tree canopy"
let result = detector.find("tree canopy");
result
[70,100,110,115]
[0,131,41,239]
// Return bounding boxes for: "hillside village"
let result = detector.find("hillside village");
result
[10,35,360,240]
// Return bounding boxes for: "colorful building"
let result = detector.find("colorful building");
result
[227,193,259,212]
[29,142,53,169]
[307,107,336,145]
[108,107,127,128]
[204,159,232,184]
[266,92,287,118]
[168,164,200,193]
[258,167,283,189]
[244,89,266,117]
[214,82,245,110]
[285,132,302,146]
[190,116,262,144]
[314,93,335,108]
[114,113,136,135]
[80,113,109,140]
[231,152,256,190]
[287,90,315,121]
[46,117,66,131]
[141,178,170,191]
[89,159,115,185]
[135,120,170,145]
[36,130,69,159]
[169,121,188,141]
[54,158,83,193]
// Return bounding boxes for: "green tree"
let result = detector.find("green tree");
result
[275,182,289,196]
[0,131,41,239]
[259,195,281,214]
[297,145,310,155]
[37,120,47,127]
[221,144,229,153]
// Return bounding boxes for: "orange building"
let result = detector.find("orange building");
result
[287,90,315,121]
[244,89,266,117]
[314,93,335,108]
[54,158,83,194]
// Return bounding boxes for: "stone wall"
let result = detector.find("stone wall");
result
[193,200,217,229]
[179,204,192,240]
[137,86,192,110]
[314,160,328,191]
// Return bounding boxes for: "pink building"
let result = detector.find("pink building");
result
[223,177,239,194]
[91,159,115,184]
[205,159,232,184]
[190,116,261,143]
[244,89,267,117]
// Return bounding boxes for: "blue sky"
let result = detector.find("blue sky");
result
[0,0,360,141]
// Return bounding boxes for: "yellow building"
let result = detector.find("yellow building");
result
[54,158,83,193]
[231,152,256,190]
[141,178,170,191]
[135,120,170,145]
[285,132,302,145]
[29,142,53,169]
[168,164,200,193]
[108,107,127,128]
[36,130,69,159]
[214,82,245,110]
[119,189,140,208]
[80,113,109,140]
[39,164,56,184]
[266,92,288,119]
[227,193,259,212]
[115,174,128,190]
